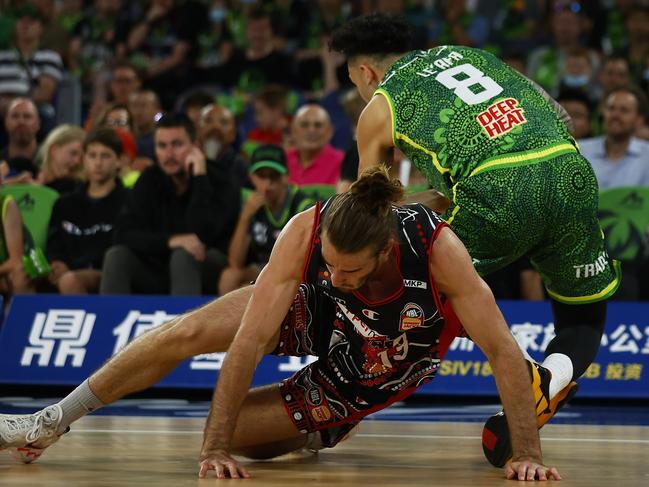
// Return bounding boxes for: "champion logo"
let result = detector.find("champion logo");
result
[362,309,380,320]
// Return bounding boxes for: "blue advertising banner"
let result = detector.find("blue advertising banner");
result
[0,296,647,398]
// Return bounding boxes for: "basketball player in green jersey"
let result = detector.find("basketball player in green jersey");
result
[331,13,621,468]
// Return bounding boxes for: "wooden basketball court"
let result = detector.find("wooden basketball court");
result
[2,415,648,486]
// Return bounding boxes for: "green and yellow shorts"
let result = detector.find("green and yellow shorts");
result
[443,147,621,304]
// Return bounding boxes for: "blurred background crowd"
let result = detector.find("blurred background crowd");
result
[1,0,649,307]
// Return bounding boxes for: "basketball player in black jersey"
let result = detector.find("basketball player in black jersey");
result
[1,167,560,482]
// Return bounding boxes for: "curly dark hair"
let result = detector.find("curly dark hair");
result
[329,13,412,60]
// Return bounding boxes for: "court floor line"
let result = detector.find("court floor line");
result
[71,427,649,444]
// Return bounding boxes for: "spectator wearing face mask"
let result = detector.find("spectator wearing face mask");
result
[194,0,234,83]
[527,3,599,96]
[556,48,597,104]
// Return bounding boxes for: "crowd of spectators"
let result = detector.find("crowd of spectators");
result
[1,0,649,304]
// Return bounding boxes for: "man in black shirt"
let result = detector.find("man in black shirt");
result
[100,113,240,295]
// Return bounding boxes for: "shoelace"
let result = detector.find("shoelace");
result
[25,410,55,444]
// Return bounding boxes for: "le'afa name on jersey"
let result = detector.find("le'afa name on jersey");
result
[476,98,528,138]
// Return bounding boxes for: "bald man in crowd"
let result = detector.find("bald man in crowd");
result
[199,104,249,188]
[286,104,344,186]
[0,97,41,184]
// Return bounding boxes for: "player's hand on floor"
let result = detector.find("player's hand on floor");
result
[198,449,251,479]
[505,459,562,481]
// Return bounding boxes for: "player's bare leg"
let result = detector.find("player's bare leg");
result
[91,285,257,403]
[1,285,284,460]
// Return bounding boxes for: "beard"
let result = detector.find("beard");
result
[11,128,33,147]
[202,137,222,160]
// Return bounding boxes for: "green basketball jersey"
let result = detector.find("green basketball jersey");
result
[376,46,576,197]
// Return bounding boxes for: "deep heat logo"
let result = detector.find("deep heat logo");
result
[476,98,527,138]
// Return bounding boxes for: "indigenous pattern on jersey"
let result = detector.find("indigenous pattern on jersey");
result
[249,186,313,264]
[273,201,463,445]
[375,46,620,303]
[447,151,620,303]
[376,46,575,193]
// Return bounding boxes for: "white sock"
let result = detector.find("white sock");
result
[542,353,574,400]
[55,379,105,434]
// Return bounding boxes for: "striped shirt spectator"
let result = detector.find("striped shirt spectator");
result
[0,49,63,97]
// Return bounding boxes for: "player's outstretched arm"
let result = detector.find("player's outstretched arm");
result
[198,208,315,479]
[429,227,561,481]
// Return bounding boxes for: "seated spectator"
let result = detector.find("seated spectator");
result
[108,61,143,106]
[427,0,490,48]
[241,84,290,157]
[286,104,343,186]
[591,54,632,135]
[86,61,143,130]
[0,5,63,129]
[126,0,201,108]
[619,5,649,84]
[219,6,294,94]
[557,89,592,140]
[46,128,127,294]
[37,124,85,195]
[0,194,35,303]
[579,86,649,189]
[100,114,240,295]
[68,0,130,97]
[96,103,135,134]
[291,0,346,94]
[113,127,141,187]
[182,91,215,132]
[218,145,312,294]
[198,103,249,188]
[526,4,599,95]
[0,97,41,184]
[194,0,234,82]
[128,89,161,162]
[556,48,597,103]
[36,0,72,60]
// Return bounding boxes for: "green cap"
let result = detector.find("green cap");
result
[249,144,288,175]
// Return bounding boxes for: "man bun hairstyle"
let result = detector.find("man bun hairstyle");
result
[329,13,412,60]
[322,165,404,254]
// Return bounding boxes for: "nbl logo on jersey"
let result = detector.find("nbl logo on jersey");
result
[476,98,527,138]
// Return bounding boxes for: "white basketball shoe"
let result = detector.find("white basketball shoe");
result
[0,404,66,463]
